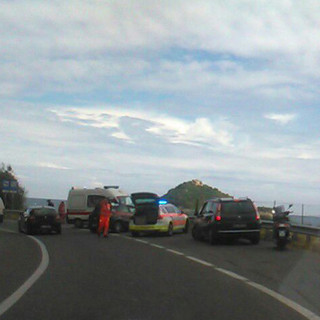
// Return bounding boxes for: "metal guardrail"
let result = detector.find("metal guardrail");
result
[261,220,320,237]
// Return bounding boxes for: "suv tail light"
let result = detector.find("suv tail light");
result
[215,204,222,222]
[253,203,260,220]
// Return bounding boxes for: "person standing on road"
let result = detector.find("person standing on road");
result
[58,201,66,223]
[97,199,112,238]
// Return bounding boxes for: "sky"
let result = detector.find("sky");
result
[0,0,320,205]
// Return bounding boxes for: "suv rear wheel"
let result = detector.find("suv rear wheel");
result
[209,229,218,245]
[250,233,260,245]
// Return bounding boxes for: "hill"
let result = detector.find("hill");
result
[162,179,231,212]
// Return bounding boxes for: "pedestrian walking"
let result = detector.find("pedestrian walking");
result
[97,199,112,238]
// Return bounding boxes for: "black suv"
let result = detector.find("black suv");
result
[192,198,261,244]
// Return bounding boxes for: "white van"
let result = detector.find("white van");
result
[0,197,5,223]
[67,186,132,228]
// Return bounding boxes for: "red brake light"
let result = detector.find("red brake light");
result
[215,204,222,221]
[157,215,164,220]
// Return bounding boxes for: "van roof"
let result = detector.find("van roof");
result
[68,187,128,198]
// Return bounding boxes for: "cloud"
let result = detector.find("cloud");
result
[52,107,235,147]
[264,113,297,124]
[37,162,70,170]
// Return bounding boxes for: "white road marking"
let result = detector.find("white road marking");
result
[133,239,149,244]
[185,256,214,267]
[0,232,49,317]
[166,249,185,256]
[149,243,165,249]
[247,281,320,320]
[121,236,320,320]
[214,268,249,282]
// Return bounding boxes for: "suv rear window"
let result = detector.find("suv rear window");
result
[221,201,255,217]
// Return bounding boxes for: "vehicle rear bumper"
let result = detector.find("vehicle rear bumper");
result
[218,229,260,234]
[129,224,168,233]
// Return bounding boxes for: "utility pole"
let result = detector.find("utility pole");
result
[301,204,304,225]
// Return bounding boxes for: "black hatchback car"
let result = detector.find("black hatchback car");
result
[18,206,62,235]
[192,198,261,244]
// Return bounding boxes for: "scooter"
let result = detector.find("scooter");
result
[272,204,293,250]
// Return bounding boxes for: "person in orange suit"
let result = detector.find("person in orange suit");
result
[97,199,112,238]
[58,201,66,223]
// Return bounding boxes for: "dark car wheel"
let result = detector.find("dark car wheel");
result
[183,220,189,234]
[26,224,33,235]
[18,221,22,233]
[74,219,83,229]
[113,221,123,233]
[209,229,218,245]
[250,234,260,245]
[167,222,173,236]
[192,225,199,240]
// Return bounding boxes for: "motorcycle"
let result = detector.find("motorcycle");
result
[272,204,293,250]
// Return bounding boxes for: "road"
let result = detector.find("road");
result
[1,221,320,320]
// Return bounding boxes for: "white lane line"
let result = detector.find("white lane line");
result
[166,249,185,256]
[185,256,214,267]
[247,281,320,320]
[106,236,320,320]
[0,235,49,317]
[133,239,149,244]
[214,268,249,282]
[149,243,165,249]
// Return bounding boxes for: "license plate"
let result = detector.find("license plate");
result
[279,230,286,237]
[233,224,246,228]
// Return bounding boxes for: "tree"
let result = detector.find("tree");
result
[0,163,26,210]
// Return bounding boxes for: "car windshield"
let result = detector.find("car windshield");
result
[118,196,133,207]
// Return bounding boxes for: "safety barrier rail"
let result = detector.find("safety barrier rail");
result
[261,220,320,237]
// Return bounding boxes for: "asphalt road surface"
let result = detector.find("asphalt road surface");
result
[1,221,320,320]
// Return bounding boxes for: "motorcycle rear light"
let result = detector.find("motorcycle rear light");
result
[215,215,221,222]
